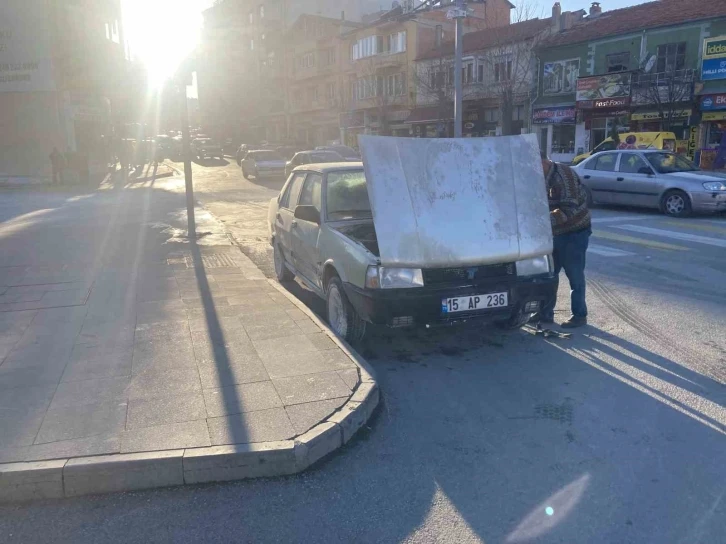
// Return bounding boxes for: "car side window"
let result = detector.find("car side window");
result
[618,153,649,174]
[280,173,305,209]
[299,173,323,213]
[593,153,617,172]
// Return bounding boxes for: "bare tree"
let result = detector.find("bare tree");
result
[636,66,694,131]
[475,2,549,136]
[413,56,456,136]
[356,57,407,136]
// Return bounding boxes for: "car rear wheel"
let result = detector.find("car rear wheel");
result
[273,242,294,282]
[661,189,691,217]
[326,277,366,343]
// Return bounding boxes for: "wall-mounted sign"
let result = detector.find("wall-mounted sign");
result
[700,94,726,111]
[576,73,631,102]
[704,36,726,59]
[687,126,697,161]
[702,111,726,121]
[594,97,630,108]
[702,58,726,81]
[542,59,580,95]
[532,106,576,124]
[631,109,691,121]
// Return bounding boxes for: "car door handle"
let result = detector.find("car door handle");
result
[616,177,624,181]
[583,175,591,179]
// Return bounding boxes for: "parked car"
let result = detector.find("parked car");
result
[267,136,557,343]
[236,144,250,165]
[285,150,344,177]
[191,138,224,160]
[315,145,360,161]
[571,131,677,165]
[572,149,726,217]
[241,150,286,179]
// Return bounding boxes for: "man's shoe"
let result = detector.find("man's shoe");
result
[561,316,587,328]
[528,314,554,325]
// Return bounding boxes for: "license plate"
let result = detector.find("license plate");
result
[441,292,508,314]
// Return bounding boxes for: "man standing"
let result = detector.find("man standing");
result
[536,151,591,328]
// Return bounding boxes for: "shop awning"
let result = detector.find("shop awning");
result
[405,105,454,124]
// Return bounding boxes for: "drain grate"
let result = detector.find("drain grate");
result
[533,403,573,424]
[185,253,239,269]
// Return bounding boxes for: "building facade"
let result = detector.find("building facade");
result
[0,0,127,180]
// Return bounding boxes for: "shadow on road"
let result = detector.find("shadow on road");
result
[193,158,229,167]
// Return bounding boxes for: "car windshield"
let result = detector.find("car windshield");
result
[252,151,282,161]
[310,152,343,162]
[646,152,699,173]
[326,170,372,220]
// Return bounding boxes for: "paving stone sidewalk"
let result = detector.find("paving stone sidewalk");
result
[0,179,372,490]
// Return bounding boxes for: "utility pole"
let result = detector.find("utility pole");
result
[179,84,196,238]
[452,0,466,138]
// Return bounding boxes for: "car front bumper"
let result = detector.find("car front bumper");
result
[690,191,726,212]
[342,275,558,327]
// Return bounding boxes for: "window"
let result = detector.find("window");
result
[387,31,407,54]
[552,125,575,154]
[322,48,336,66]
[326,170,372,220]
[326,82,336,99]
[299,174,323,213]
[592,153,617,171]
[300,52,315,68]
[606,52,630,72]
[495,59,512,82]
[384,73,405,96]
[618,153,650,174]
[484,108,499,122]
[248,11,254,24]
[478,64,484,83]
[280,173,306,209]
[261,33,266,42]
[656,42,686,73]
[466,62,473,83]
[308,86,318,102]
[352,35,380,60]
[259,5,264,18]
[250,39,254,51]
[513,105,524,121]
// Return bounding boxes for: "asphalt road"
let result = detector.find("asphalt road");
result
[2,158,726,544]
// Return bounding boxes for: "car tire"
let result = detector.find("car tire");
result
[273,242,294,282]
[242,167,249,179]
[326,276,366,343]
[661,189,692,217]
[496,309,532,330]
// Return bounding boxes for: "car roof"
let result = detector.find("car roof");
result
[292,162,363,173]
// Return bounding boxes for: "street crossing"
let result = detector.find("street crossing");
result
[586,210,726,259]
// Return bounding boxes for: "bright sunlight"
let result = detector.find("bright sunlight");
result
[122,0,210,88]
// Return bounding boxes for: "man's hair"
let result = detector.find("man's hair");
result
[540,148,548,161]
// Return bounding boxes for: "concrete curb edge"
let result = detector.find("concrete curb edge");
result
[0,281,379,504]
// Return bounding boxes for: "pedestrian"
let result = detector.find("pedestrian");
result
[49,147,64,184]
[535,150,592,328]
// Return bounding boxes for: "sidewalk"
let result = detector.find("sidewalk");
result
[0,175,377,501]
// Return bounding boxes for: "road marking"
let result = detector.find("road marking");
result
[661,220,726,235]
[587,244,635,257]
[592,230,688,251]
[615,224,726,248]
[591,215,651,224]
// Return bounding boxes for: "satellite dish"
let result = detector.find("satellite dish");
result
[640,53,656,73]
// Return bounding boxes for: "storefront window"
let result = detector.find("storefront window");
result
[552,125,575,154]
[589,118,607,150]
[706,122,726,149]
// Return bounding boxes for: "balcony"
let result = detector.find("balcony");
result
[631,69,695,105]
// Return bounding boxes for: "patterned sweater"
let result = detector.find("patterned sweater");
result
[546,162,591,237]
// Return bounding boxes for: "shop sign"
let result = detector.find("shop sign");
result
[594,97,630,108]
[687,126,697,161]
[532,105,576,124]
[583,108,629,120]
[576,73,631,102]
[700,94,726,111]
[703,36,726,59]
[702,111,726,121]
[702,58,726,81]
[631,109,691,121]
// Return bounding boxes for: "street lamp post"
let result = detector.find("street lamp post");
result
[451,0,467,138]
[179,84,196,238]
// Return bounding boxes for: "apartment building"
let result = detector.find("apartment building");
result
[0,0,126,180]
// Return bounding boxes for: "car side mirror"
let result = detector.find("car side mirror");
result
[294,205,320,225]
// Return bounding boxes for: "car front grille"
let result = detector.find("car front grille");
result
[423,263,515,286]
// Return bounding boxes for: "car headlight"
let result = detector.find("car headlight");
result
[365,266,424,289]
[703,181,726,191]
[516,255,552,277]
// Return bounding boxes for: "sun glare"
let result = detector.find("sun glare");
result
[122,0,206,88]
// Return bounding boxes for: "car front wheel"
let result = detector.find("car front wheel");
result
[661,189,692,217]
[496,308,533,330]
[273,242,294,282]
[326,277,366,343]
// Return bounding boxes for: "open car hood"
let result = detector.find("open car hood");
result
[358,135,552,268]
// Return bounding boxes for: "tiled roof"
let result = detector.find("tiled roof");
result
[542,0,726,48]
[417,18,552,60]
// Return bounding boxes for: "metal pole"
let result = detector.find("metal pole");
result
[180,85,196,238]
[454,0,464,138]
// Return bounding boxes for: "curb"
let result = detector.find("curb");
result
[0,283,378,504]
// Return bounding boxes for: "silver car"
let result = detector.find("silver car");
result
[267,136,558,343]
[572,150,726,217]
[241,150,286,179]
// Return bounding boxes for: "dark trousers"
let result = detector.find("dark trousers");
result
[542,227,591,320]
